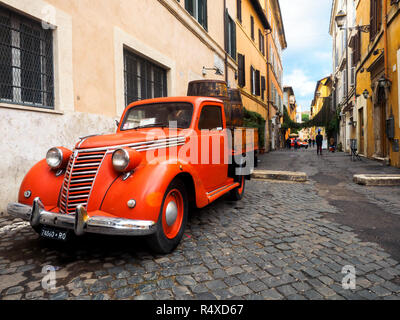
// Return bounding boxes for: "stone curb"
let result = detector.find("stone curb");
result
[353,174,400,186]
[252,170,308,182]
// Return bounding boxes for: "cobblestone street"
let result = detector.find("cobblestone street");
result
[1,149,400,300]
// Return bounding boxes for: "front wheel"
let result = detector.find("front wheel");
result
[146,178,188,254]
[228,175,246,201]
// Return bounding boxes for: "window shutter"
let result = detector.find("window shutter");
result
[251,16,254,40]
[261,76,266,100]
[370,0,377,40]
[238,54,245,87]
[255,69,260,96]
[231,20,236,59]
[185,0,194,16]
[250,66,254,94]
[237,0,242,23]
[204,0,208,31]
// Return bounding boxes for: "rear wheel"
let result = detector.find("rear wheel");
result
[146,178,188,254]
[229,175,246,201]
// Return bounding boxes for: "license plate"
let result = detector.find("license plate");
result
[40,227,68,241]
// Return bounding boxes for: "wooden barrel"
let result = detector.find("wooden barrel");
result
[187,80,228,99]
[187,80,243,128]
[228,89,244,127]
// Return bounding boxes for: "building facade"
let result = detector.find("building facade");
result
[310,77,333,141]
[354,0,400,166]
[330,0,400,168]
[283,86,297,140]
[236,0,271,150]
[330,0,358,153]
[0,0,240,212]
[265,0,287,150]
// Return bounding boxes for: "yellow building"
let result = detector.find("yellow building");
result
[310,77,332,140]
[353,0,400,167]
[283,86,297,140]
[265,0,287,150]
[236,0,271,150]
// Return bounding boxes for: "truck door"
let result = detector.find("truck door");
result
[196,104,228,191]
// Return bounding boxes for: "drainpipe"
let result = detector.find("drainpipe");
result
[265,29,272,152]
[224,0,228,84]
[383,0,389,80]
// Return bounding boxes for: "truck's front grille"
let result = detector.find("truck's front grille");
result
[59,150,106,214]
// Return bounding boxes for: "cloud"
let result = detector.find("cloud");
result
[280,0,332,108]
[284,69,316,99]
[280,0,332,50]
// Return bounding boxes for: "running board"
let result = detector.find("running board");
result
[206,182,240,203]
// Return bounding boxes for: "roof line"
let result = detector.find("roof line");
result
[250,0,271,30]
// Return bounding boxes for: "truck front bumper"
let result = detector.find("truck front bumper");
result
[7,198,156,236]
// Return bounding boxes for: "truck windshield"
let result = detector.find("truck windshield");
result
[121,103,193,130]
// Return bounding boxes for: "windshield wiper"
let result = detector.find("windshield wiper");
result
[134,123,186,130]
[134,123,168,130]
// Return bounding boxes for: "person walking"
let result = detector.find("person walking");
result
[308,138,312,148]
[316,130,323,156]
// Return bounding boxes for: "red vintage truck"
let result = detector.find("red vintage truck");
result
[7,81,258,253]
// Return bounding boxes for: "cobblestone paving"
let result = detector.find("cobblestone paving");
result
[1,177,400,300]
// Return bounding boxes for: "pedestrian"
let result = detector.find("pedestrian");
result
[316,130,323,156]
[286,138,291,149]
[312,139,315,148]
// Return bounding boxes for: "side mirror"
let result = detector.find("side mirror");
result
[115,120,120,127]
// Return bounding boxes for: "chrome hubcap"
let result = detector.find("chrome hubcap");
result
[165,200,178,227]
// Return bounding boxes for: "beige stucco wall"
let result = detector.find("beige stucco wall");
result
[0,0,238,213]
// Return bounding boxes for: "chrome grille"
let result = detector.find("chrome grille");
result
[59,150,106,214]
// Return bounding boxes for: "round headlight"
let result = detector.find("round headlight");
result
[112,149,130,172]
[46,147,63,169]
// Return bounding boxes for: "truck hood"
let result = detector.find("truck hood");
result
[76,129,187,150]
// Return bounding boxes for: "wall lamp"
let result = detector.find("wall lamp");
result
[202,66,223,76]
[378,76,391,89]
[348,120,357,127]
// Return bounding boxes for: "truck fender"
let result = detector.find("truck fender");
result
[17,159,64,209]
[100,158,208,222]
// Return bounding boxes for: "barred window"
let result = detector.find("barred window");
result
[0,6,54,109]
[124,49,168,106]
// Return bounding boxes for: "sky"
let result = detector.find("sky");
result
[280,0,333,113]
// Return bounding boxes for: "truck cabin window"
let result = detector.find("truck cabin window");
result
[121,103,193,130]
[198,106,223,130]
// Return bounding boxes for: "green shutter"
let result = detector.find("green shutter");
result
[185,0,194,16]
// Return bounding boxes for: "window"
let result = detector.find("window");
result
[124,49,167,105]
[121,102,193,130]
[261,76,266,101]
[0,6,54,109]
[238,53,245,87]
[226,12,236,59]
[350,31,361,66]
[370,0,382,41]
[185,0,208,30]
[255,69,260,96]
[250,66,255,95]
[250,66,260,96]
[237,0,242,23]
[250,15,255,40]
[258,29,265,55]
[198,105,222,130]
